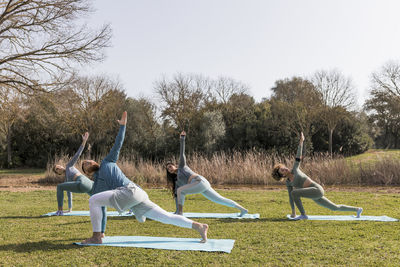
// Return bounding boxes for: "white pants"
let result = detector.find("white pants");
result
[144,206,193,229]
[89,190,193,232]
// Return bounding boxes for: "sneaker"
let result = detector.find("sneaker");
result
[55,210,64,216]
[356,208,363,218]
[293,214,308,220]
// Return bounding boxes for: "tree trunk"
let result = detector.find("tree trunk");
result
[329,128,333,156]
[6,127,12,168]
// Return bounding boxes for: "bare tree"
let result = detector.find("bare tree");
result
[0,0,111,94]
[213,76,249,104]
[67,75,126,151]
[312,69,356,154]
[365,61,400,148]
[155,73,207,131]
[371,61,400,97]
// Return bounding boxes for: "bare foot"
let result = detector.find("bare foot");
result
[199,224,208,243]
[82,237,102,244]
[101,233,105,238]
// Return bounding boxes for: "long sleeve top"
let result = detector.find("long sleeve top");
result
[176,136,196,188]
[91,125,135,232]
[91,125,133,195]
[286,144,310,210]
[64,144,85,209]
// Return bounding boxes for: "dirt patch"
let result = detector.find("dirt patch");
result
[0,174,55,192]
[1,174,400,193]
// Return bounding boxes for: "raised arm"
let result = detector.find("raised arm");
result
[66,132,89,167]
[103,112,127,163]
[178,131,187,168]
[293,132,304,170]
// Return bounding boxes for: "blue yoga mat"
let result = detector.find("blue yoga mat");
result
[182,212,260,219]
[42,211,259,219]
[286,214,398,221]
[42,211,132,217]
[74,236,235,253]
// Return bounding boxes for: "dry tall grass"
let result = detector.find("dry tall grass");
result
[42,152,400,186]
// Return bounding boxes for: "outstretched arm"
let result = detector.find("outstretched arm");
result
[293,132,304,170]
[66,132,89,167]
[178,131,187,168]
[103,112,127,163]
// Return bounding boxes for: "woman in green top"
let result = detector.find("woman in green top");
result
[271,132,363,220]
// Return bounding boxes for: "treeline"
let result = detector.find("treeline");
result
[2,62,400,168]
[1,1,399,169]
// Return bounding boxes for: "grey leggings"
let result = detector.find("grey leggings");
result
[292,182,358,215]
[177,176,239,209]
[57,175,93,208]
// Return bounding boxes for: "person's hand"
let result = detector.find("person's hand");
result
[117,111,127,125]
[180,130,186,137]
[82,132,89,142]
[300,132,305,143]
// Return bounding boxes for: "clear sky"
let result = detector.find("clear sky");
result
[81,0,400,108]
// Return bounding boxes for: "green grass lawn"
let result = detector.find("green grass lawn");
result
[0,188,399,266]
[346,149,400,164]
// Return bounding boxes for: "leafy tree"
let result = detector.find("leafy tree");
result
[221,93,258,150]
[312,69,356,154]
[123,97,163,159]
[312,111,372,155]
[0,87,26,167]
[268,77,323,153]
[365,61,400,148]
[199,110,225,153]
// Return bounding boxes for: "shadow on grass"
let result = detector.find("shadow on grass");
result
[212,217,290,223]
[0,215,45,219]
[0,240,82,253]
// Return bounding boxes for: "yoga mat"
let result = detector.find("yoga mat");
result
[74,236,235,253]
[286,214,398,221]
[42,211,260,219]
[41,211,132,217]
[182,212,260,219]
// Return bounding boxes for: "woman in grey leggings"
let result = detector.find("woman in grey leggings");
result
[271,132,363,220]
[166,131,248,216]
[53,132,94,214]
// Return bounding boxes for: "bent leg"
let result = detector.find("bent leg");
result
[177,180,207,206]
[291,187,323,215]
[88,191,114,232]
[57,181,83,208]
[314,197,359,212]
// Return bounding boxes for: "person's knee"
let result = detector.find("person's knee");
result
[89,196,98,207]
[291,191,300,198]
[178,189,186,199]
